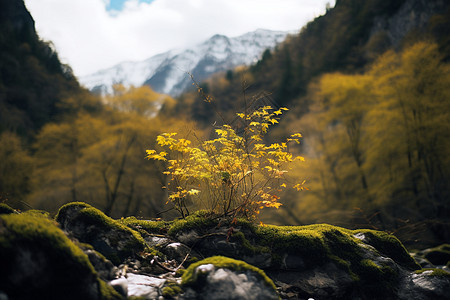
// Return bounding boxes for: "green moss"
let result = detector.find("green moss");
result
[77,241,95,251]
[0,203,17,214]
[0,213,123,299]
[358,259,396,282]
[56,202,148,264]
[165,213,416,295]
[230,231,270,255]
[167,212,220,237]
[55,201,92,219]
[162,281,183,298]
[82,207,146,245]
[353,229,420,270]
[22,209,51,219]
[0,213,93,271]
[120,216,171,235]
[56,202,146,244]
[182,256,277,291]
[170,221,416,297]
[98,279,123,300]
[252,224,347,266]
[175,268,187,277]
[415,268,450,277]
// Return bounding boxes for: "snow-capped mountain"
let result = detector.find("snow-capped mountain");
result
[79,29,290,96]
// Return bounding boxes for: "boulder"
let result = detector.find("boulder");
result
[3,203,449,300]
[398,269,450,300]
[0,213,122,300]
[126,273,166,299]
[154,213,450,299]
[181,256,278,300]
[56,202,146,265]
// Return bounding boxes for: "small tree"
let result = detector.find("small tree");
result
[147,105,305,220]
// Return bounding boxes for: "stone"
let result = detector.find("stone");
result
[126,273,166,299]
[162,242,193,264]
[398,270,450,300]
[56,202,146,265]
[268,262,354,299]
[0,213,121,300]
[4,202,450,300]
[85,249,118,281]
[181,256,278,300]
[109,277,128,296]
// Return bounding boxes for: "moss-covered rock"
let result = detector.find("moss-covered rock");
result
[0,203,17,214]
[21,209,51,219]
[161,281,183,298]
[399,268,450,299]
[156,213,422,298]
[120,216,171,235]
[0,213,122,300]
[415,268,450,277]
[182,256,278,299]
[56,202,147,265]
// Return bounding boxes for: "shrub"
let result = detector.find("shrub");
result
[147,105,305,220]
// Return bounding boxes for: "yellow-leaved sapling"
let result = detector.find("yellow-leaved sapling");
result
[147,105,305,220]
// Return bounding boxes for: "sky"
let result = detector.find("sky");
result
[24,0,335,77]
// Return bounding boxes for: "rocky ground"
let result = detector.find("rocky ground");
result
[0,202,449,300]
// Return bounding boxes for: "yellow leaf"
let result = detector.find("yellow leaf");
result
[273,110,283,115]
[187,189,200,195]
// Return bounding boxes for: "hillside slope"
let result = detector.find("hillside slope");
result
[178,0,449,124]
[0,0,84,138]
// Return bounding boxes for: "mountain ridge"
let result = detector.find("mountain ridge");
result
[79,29,291,96]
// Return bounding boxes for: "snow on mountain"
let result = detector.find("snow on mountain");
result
[79,29,290,96]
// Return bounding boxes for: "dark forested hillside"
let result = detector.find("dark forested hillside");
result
[0,0,85,138]
[177,0,449,125]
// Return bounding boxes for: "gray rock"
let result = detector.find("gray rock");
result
[0,213,118,300]
[56,202,145,265]
[144,235,172,248]
[126,273,166,299]
[182,264,278,300]
[109,277,128,296]
[269,262,354,299]
[398,270,450,300]
[85,249,118,281]
[175,228,272,269]
[163,242,192,264]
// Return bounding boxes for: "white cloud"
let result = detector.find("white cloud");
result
[24,0,334,77]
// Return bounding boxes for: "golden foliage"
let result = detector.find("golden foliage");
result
[147,106,305,219]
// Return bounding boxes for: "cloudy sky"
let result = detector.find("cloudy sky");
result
[24,0,335,77]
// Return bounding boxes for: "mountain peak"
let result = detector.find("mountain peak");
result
[80,29,289,96]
